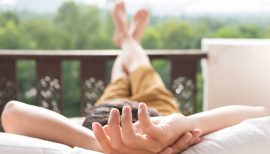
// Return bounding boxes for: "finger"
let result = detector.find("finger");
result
[188,129,202,145]
[159,147,173,154]
[170,132,192,154]
[191,129,202,137]
[171,130,203,154]
[108,108,126,150]
[108,108,144,154]
[138,103,158,135]
[121,106,137,146]
[121,106,153,151]
[103,125,109,136]
[92,122,113,153]
[138,103,166,152]
[195,138,202,144]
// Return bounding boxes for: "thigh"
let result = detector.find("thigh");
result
[95,78,131,105]
[129,66,180,115]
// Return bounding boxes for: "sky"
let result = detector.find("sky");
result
[1,0,270,16]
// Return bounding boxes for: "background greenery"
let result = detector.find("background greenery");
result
[2,2,270,116]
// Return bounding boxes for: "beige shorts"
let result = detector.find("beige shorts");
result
[95,66,180,116]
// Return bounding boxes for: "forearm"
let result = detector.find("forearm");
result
[187,105,269,135]
[1,101,102,152]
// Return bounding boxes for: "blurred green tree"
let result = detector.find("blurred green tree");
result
[0,20,31,49]
[23,19,55,49]
[158,21,194,49]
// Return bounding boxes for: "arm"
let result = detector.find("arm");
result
[164,105,269,153]
[188,105,270,135]
[150,105,270,153]
[1,101,102,152]
[155,105,270,154]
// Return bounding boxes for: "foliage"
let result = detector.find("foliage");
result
[1,1,270,116]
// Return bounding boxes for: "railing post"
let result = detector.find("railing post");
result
[171,58,198,115]
[80,58,107,116]
[36,59,63,114]
[0,59,17,131]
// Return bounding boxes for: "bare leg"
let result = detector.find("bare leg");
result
[111,1,129,82]
[122,9,151,73]
[111,3,149,81]
[121,37,152,73]
[112,2,151,73]
[1,101,102,152]
[111,54,128,82]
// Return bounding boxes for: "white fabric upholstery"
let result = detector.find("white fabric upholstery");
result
[201,39,270,110]
[182,116,270,154]
[0,133,72,154]
[0,132,102,154]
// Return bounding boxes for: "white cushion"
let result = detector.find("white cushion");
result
[182,116,270,154]
[201,39,270,110]
[0,133,102,154]
[0,133,72,154]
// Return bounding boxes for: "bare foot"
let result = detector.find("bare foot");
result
[129,9,149,42]
[112,1,129,47]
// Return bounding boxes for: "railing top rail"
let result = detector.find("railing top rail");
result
[0,50,207,59]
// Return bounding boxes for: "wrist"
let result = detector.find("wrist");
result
[186,114,198,130]
[186,115,196,131]
[171,113,195,132]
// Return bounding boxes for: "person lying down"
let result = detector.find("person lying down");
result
[1,1,270,154]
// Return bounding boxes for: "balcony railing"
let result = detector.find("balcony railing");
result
[0,50,207,130]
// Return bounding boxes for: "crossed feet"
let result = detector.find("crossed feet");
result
[113,1,149,47]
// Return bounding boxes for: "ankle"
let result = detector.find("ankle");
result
[120,35,133,45]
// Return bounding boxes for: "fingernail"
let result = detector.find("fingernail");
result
[122,106,129,115]
[109,109,114,116]
[139,103,146,109]
[111,108,118,114]
[109,108,116,122]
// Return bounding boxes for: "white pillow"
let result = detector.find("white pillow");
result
[182,116,270,154]
[0,133,103,154]
[0,132,72,154]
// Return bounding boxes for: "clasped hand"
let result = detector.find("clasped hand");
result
[92,103,201,154]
